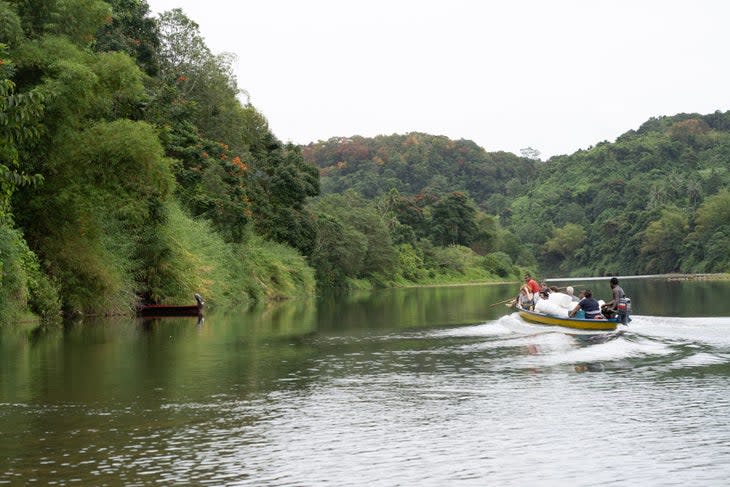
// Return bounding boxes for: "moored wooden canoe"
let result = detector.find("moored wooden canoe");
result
[137,294,204,317]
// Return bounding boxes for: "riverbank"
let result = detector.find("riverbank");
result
[546,273,730,282]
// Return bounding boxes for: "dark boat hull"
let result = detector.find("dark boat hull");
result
[137,305,202,317]
[137,294,205,318]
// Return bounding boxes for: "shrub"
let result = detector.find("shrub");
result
[482,251,515,278]
[0,224,61,322]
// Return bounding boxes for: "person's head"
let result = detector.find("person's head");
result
[610,277,619,288]
[566,286,574,296]
[549,286,559,292]
[524,274,531,282]
[584,289,593,298]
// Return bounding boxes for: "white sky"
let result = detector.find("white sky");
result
[145,0,730,158]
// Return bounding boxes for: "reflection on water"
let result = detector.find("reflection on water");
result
[2,280,730,485]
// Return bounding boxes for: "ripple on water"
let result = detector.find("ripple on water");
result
[4,312,730,486]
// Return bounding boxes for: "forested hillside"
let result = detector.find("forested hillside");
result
[303,133,536,208]
[302,133,538,285]
[0,0,521,322]
[510,113,730,276]
[307,115,730,278]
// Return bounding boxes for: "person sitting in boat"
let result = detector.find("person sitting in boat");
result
[569,289,604,319]
[565,286,580,302]
[517,285,534,310]
[601,277,625,318]
[524,274,541,296]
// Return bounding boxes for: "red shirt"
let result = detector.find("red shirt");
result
[526,279,540,294]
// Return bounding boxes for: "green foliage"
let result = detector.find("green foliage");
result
[309,193,394,287]
[149,8,320,253]
[153,202,315,307]
[91,51,146,118]
[94,0,160,76]
[503,112,730,276]
[52,0,111,46]
[0,0,325,321]
[16,119,175,314]
[303,133,536,205]
[693,190,730,240]
[424,244,471,274]
[0,2,24,46]
[640,208,688,273]
[0,223,60,321]
[10,0,59,38]
[250,143,320,255]
[308,191,512,288]
[688,190,730,272]
[482,251,516,278]
[11,0,111,44]
[0,46,45,222]
[430,192,478,246]
[545,223,586,257]
[416,243,511,284]
[395,243,426,281]
[470,212,498,255]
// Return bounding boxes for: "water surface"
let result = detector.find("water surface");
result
[2,278,730,485]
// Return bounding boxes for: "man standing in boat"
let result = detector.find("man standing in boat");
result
[601,277,625,318]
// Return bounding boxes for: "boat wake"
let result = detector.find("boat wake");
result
[435,313,730,372]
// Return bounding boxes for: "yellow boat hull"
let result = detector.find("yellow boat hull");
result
[517,308,619,331]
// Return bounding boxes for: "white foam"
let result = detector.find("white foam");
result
[627,315,730,346]
[665,352,730,369]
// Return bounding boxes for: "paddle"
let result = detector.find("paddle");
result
[488,297,517,308]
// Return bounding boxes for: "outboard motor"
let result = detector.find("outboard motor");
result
[617,296,631,325]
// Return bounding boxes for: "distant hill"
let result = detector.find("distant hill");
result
[507,111,730,276]
[301,113,730,278]
[301,133,537,210]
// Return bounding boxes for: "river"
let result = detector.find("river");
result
[2,277,730,486]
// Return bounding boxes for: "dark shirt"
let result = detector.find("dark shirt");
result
[578,297,602,318]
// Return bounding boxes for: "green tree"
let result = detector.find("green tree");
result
[470,212,498,255]
[690,190,730,272]
[0,46,44,222]
[94,0,160,76]
[430,192,478,246]
[545,223,586,258]
[0,2,24,46]
[640,208,688,273]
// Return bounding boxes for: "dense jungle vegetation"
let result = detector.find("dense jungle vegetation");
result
[304,114,730,278]
[0,0,522,322]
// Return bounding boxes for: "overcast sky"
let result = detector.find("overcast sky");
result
[145,0,730,158]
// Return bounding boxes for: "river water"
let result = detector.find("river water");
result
[2,277,730,486]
